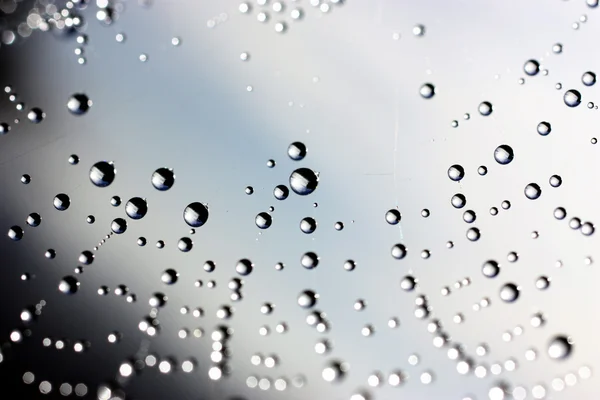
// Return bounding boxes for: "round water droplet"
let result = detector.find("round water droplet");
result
[236,259,253,276]
[466,227,481,241]
[8,225,23,241]
[524,59,540,76]
[21,174,31,184]
[297,290,317,308]
[110,196,121,207]
[255,212,272,229]
[67,93,92,115]
[400,276,417,291]
[59,276,79,294]
[183,202,209,227]
[68,155,79,165]
[564,89,582,107]
[273,185,289,200]
[301,252,319,269]
[451,194,466,209]
[478,101,493,116]
[111,218,127,234]
[482,260,500,278]
[288,142,307,161]
[547,336,572,360]
[554,207,566,220]
[161,269,179,285]
[125,197,148,220]
[412,24,425,36]
[89,162,116,187]
[334,221,344,231]
[448,164,465,181]
[385,209,402,224]
[151,168,175,191]
[26,213,41,227]
[391,244,407,259]
[494,145,514,165]
[499,283,520,303]
[582,71,596,86]
[289,168,319,195]
[178,237,193,252]
[0,122,10,134]
[322,361,347,383]
[27,108,45,123]
[419,83,435,99]
[524,183,542,200]
[536,276,550,290]
[79,251,94,265]
[300,217,317,233]
[53,194,71,211]
[549,175,562,187]
[537,121,551,136]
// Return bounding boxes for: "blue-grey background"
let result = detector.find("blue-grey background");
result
[0,0,598,399]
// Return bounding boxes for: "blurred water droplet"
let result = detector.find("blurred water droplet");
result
[499,283,519,302]
[67,93,92,115]
[59,276,79,294]
[548,336,573,360]
[419,83,435,99]
[27,108,45,123]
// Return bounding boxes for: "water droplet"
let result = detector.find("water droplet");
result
[183,202,209,227]
[334,221,344,231]
[343,260,356,271]
[161,269,179,285]
[151,168,175,191]
[89,161,116,187]
[178,237,193,252]
[27,108,45,123]
[137,237,146,246]
[400,275,417,291]
[125,197,148,220]
[300,251,320,269]
[322,361,348,382]
[569,217,581,229]
[535,276,550,290]
[111,218,127,234]
[494,145,514,165]
[45,249,56,259]
[524,59,540,76]
[21,174,31,184]
[482,260,500,278]
[0,122,10,134]
[478,101,493,116]
[290,168,319,195]
[391,244,407,259]
[236,259,253,276]
[26,213,41,227]
[267,159,276,168]
[58,276,79,294]
[419,83,435,99]
[298,290,318,308]
[564,89,582,107]
[537,121,551,136]
[53,194,71,211]
[412,24,425,36]
[499,283,520,302]
[255,212,272,229]
[245,186,254,195]
[274,21,287,33]
[78,250,94,265]
[8,225,23,241]
[451,194,466,209]
[547,336,573,360]
[273,185,289,200]
[524,183,542,200]
[582,71,596,86]
[385,209,402,224]
[448,164,465,181]
[67,93,92,115]
[466,227,481,241]
[300,217,317,233]
[581,222,595,236]
[552,43,563,53]
[110,196,121,207]
[478,165,488,176]
[288,142,307,160]
[139,53,148,62]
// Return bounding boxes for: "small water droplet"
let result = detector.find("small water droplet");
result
[524,59,540,76]
[67,94,92,115]
[419,83,435,99]
[564,89,582,107]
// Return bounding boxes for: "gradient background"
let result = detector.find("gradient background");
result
[0,0,599,399]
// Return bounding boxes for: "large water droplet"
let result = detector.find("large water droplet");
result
[255,212,272,229]
[8,225,23,241]
[183,202,209,227]
[301,252,319,269]
[288,142,307,161]
[499,283,520,303]
[89,162,116,187]
[161,269,179,285]
[125,197,148,220]
[524,59,540,76]
[151,168,175,191]
[236,259,253,276]
[447,165,465,181]
[53,194,71,211]
[300,217,317,234]
[385,209,401,224]
[494,145,514,165]
[547,335,573,360]
[400,276,417,291]
[391,244,407,259]
[478,101,493,116]
[289,168,319,195]
[419,83,435,99]
[59,276,79,294]
[524,183,542,200]
[297,290,317,308]
[564,89,582,107]
[482,260,500,278]
[67,93,92,115]
[79,250,94,265]
[27,108,45,123]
